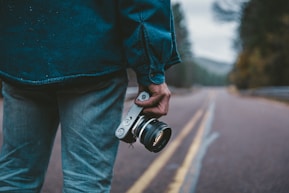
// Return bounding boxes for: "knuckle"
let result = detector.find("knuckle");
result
[164,90,171,99]
[160,108,167,116]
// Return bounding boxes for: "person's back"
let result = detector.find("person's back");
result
[0,0,125,85]
[0,0,180,86]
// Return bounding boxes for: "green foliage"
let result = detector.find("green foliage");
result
[230,0,289,89]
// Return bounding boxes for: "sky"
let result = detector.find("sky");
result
[172,0,239,64]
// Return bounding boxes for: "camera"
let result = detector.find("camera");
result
[115,91,171,153]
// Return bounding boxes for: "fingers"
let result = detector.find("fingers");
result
[142,97,170,118]
[135,83,171,118]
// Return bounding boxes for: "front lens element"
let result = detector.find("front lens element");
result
[137,118,171,153]
[153,131,164,147]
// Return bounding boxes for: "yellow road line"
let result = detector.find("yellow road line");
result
[167,92,216,193]
[125,109,204,193]
[167,102,212,193]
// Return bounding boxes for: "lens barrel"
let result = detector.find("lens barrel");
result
[135,117,171,153]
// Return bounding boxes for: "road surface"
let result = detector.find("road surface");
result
[0,87,289,193]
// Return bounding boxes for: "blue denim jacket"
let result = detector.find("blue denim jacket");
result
[0,0,180,86]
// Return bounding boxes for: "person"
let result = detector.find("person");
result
[0,0,180,192]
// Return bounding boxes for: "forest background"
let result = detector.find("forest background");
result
[160,0,289,89]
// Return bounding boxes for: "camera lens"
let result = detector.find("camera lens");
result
[135,117,171,153]
[153,131,164,147]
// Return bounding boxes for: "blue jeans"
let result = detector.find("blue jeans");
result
[0,72,128,193]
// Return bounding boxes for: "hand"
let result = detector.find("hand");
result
[135,83,171,118]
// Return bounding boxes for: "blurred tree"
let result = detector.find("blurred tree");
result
[235,0,289,88]
[212,0,246,22]
[213,0,289,89]
[166,3,195,88]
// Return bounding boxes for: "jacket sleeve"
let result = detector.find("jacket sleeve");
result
[118,0,181,86]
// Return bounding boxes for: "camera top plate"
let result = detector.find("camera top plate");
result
[115,91,150,140]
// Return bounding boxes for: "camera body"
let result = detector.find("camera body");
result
[115,91,171,153]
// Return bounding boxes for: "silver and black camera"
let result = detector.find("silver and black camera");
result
[115,91,171,153]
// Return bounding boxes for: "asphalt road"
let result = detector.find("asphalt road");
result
[0,87,289,193]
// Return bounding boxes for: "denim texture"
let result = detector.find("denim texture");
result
[0,72,128,193]
[0,0,180,86]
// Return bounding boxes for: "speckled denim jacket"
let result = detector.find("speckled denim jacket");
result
[0,0,180,86]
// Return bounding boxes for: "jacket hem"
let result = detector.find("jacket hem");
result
[0,67,125,86]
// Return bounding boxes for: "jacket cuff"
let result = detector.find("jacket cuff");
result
[137,71,165,86]
[134,64,165,86]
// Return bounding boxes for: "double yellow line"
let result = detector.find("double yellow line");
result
[126,91,216,193]
[168,92,216,193]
